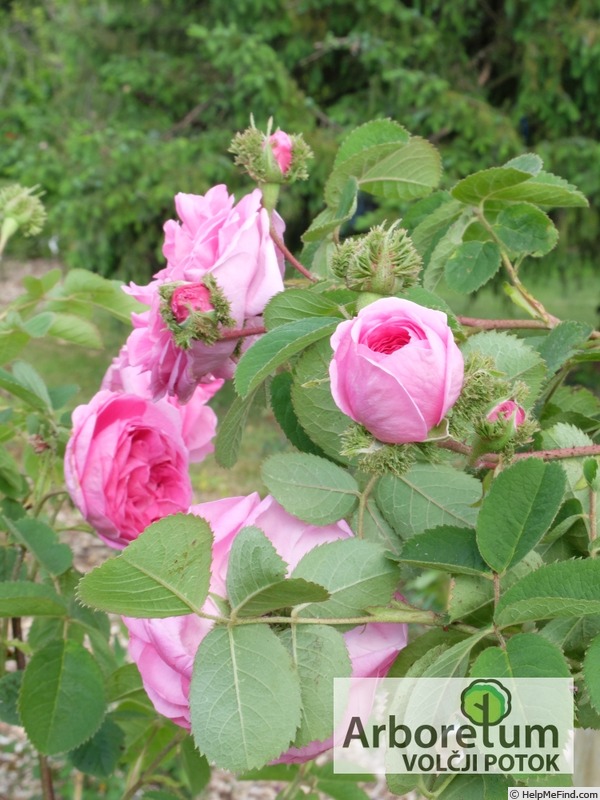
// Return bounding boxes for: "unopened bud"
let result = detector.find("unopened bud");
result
[332,222,422,295]
[0,184,46,254]
[229,117,313,193]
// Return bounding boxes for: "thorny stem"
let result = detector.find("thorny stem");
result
[269,224,318,283]
[438,439,600,467]
[474,211,562,327]
[219,325,266,341]
[458,314,600,340]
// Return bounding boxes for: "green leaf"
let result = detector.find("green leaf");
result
[461,331,547,410]
[487,170,589,208]
[387,628,470,677]
[375,464,481,539]
[0,671,22,725]
[471,632,570,678]
[0,581,67,617]
[19,640,106,754]
[0,366,50,410]
[399,525,491,576]
[106,663,144,704]
[333,120,410,167]
[302,177,358,243]
[387,775,421,797]
[537,320,593,373]
[227,525,286,606]
[504,153,543,175]
[21,311,55,338]
[540,616,600,658]
[0,330,29,365]
[444,240,501,292]
[180,736,211,795]
[48,312,103,349]
[326,136,441,205]
[78,513,213,617]
[421,630,490,678]
[436,775,511,800]
[6,517,72,576]
[422,210,474,291]
[69,716,125,777]
[583,633,600,713]
[280,624,351,747]
[351,498,402,557]
[262,453,359,526]
[476,459,566,573]
[270,372,327,457]
[291,339,352,463]
[292,539,398,619]
[54,269,145,322]
[234,317,340,398]
[11,360,53,408]
[541,424,597,537]
[317,779,371,800]
[48,383,79,409]
[496,559,600,627]
[214,386,258,468]
[0,449,26,495]
[447,552,543,623]
[451,167,533,205]
[493,203,558,257]
[190,625,301,771]
[410,195,463,256]
[264,290,347,330]
[226,525,329,616]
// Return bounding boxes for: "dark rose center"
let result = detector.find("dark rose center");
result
[366,326,411,354]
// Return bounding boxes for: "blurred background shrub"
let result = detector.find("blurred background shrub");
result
[1,0,599,281]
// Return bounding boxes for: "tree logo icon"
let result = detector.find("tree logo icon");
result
[460,679,512,726]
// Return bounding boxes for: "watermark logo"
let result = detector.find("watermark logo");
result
[460,679,511,726]
[333,677,573,775]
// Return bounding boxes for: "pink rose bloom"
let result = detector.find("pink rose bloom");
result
[65,391,192,549]
[487,399,526,427]
[124,495,407,761]
[329,298,464,444]
[102,346,222,463]
[125,185,284,401]
[268,130,293,175]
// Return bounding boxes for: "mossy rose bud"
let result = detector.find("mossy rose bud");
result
[487,399,526,427]
[170,283,214,322]
[329,298,464,444]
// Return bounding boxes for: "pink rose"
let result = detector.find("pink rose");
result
[65,391,193,549]
[329,298,464,444]
[101,345,222,463]
[123,495,407,761]
[268,130,293,175]
[487,399,526,427]
[124,185,284,401]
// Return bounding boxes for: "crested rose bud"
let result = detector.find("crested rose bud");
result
[170,283,214,323]
[487,399,526,427]
[268,129,293,175]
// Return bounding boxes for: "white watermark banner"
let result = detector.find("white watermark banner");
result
[333,677,574,775]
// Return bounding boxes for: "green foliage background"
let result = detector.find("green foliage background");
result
[2,0,600,280]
